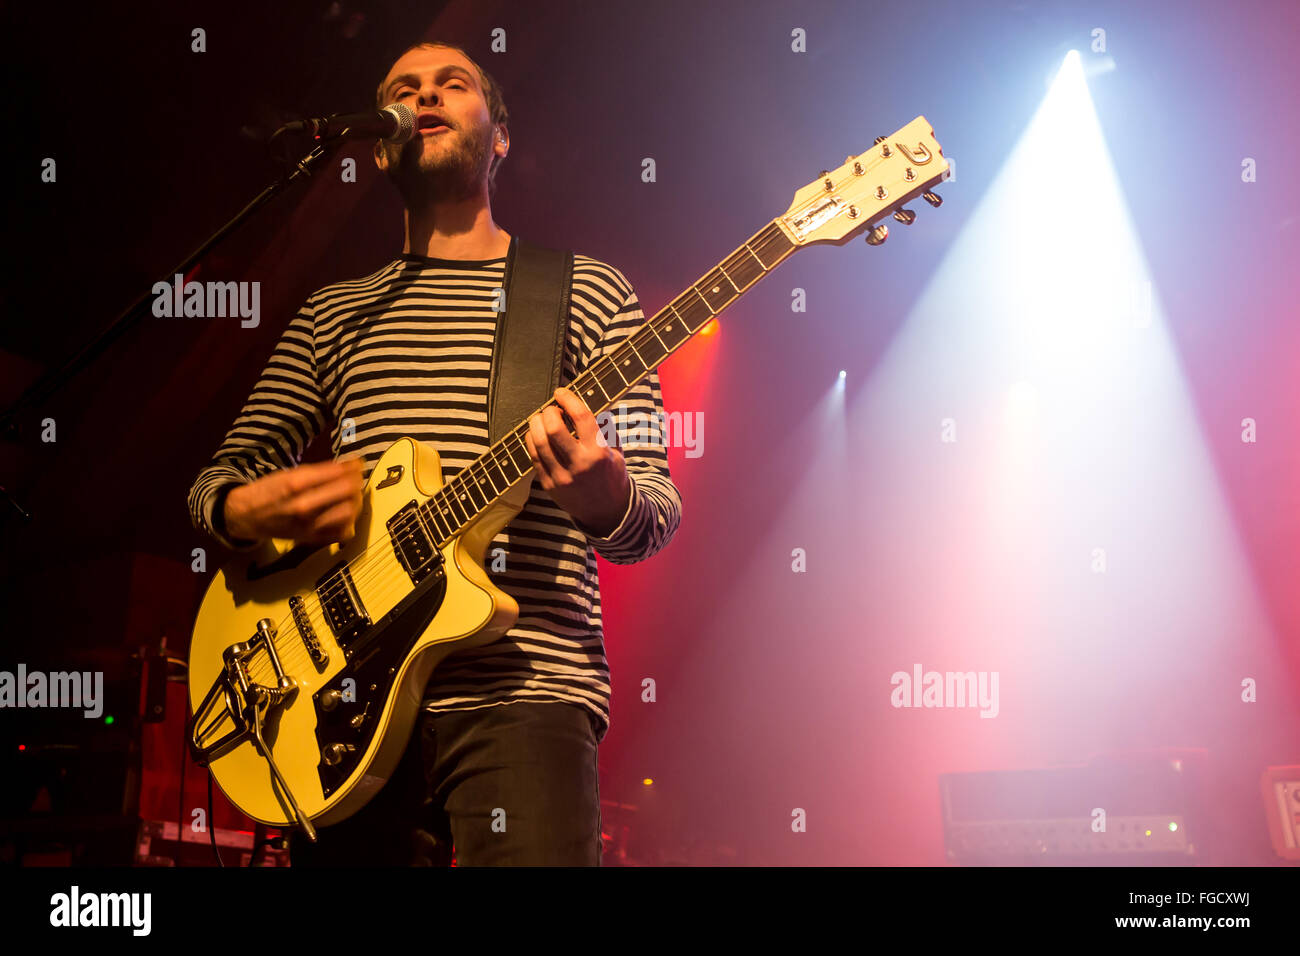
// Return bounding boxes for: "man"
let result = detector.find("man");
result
[186,41,682,865]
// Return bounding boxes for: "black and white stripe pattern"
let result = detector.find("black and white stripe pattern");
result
[187,251,682,738]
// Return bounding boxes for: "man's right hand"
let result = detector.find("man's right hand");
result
[223,457,366,546]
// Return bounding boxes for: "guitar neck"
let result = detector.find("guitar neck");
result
[416,217,800,543]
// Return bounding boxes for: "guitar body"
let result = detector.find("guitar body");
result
[188,437,532,827]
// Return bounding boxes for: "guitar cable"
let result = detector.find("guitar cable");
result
[207,771,224,867]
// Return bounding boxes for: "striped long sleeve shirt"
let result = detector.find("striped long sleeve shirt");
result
[186,250,682,739]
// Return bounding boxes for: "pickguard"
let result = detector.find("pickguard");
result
[311,556,449,797]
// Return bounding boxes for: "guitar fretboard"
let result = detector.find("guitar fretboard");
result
[412,218,798,545]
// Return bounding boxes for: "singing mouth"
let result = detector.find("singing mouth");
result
[417,112,453,135]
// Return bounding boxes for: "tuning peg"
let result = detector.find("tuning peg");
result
[873,136,886,144]
[865,224,889,246]
[892,208,916,225]
[922,190,942,207]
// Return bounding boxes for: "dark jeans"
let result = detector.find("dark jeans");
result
[291,700,601,866]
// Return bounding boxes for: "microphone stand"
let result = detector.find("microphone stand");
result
[0,131,345,519]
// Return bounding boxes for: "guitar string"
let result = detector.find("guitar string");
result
[237,415,567,684]
[233,223,795,684]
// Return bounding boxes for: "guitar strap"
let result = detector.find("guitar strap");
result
[487,235,575,444]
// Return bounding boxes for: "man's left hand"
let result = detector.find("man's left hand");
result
[526,386,631,538]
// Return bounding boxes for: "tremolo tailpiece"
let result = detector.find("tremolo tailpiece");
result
[188,617,318,842]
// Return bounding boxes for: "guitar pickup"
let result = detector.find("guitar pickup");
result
[315,561,371,646]
[387,500,441,585]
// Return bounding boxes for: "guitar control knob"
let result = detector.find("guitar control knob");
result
[865,225,889,246]
[320,689,343,711]
[322,743,356,766]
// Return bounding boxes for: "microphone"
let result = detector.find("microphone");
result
[280,103,416,144]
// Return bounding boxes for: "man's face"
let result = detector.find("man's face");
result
[373,45,505,202]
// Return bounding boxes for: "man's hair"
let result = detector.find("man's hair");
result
[375,41,510,195]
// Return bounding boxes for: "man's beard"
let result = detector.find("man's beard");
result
[381,123,492,206]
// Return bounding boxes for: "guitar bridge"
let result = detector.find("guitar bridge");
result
[289,594,328,667]
[188,618,318,841]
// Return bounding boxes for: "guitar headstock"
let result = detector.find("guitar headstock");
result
[780,116,950,247]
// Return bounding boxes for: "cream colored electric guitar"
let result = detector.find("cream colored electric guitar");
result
[188,117,952,838]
